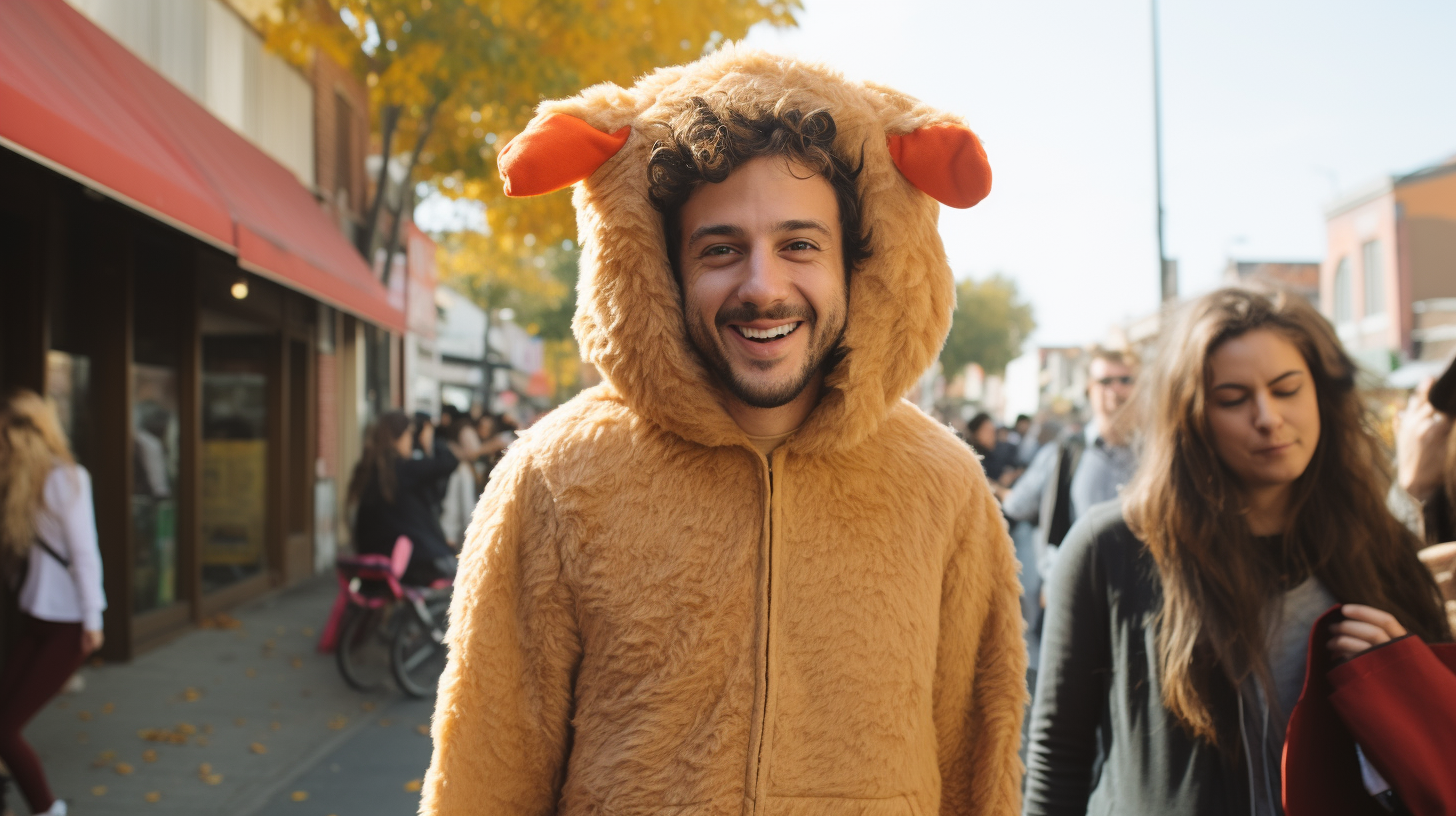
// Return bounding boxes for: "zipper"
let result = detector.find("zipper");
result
[746,450,780,812]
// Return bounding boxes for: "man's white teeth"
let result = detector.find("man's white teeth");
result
[737,323,799,340]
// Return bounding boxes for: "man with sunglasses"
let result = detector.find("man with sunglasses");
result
[1001,347,1140,665]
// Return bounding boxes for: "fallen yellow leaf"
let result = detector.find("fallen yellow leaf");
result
[290,657,303,669]
[326,715,348,730]
[205,773,223,785]
[234,718,247,727]
[404,779,423,792]
[195,736,210,747]
[101,702,116,714]
[144,791,161,803]
[416,724,429,736]
[378,718,393,727]
[142,749,158,763]
[198,763,212,775]
[291,791,309,802]
[182,688,201,702]
[114,762,134,775]
[250,742,267,754]
[270,722,281,731]
[177,723,197,735]
[245,668,257,678]
[78,711,93,721]
[301,627,315,637]
[360,701,376,712]
[91,785,107,796]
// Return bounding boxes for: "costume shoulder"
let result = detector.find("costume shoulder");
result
[872,399,989,492]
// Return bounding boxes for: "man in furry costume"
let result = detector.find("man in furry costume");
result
[421,46,1026,816]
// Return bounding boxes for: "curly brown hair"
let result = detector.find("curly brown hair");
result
[648,98,871,277]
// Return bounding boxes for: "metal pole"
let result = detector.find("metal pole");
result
[1152,0,1171,303]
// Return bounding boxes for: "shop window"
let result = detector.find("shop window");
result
[1332,258,1351,323]
[200,329,271,595]
[131,245,184,614]
[1362,240,1384,317]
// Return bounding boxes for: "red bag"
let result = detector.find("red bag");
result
[1284,605,1456,816]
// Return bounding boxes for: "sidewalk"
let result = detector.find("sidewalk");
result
[24,578,435,816]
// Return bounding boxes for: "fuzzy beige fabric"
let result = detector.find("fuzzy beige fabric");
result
[421,46,1027,816]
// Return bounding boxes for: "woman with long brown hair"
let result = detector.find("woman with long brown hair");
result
[346,411,461,586]
[0,390,106,816]
[1023,289,1450,815]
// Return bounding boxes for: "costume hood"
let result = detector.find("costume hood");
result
[499,46,991,455]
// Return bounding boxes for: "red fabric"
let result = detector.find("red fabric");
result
[887,124,992,209]
[498,113,630,197]
[0,616,89,813]
[0,0,405,333]
[1284,605,1456,816]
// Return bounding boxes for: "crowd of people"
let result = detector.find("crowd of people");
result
[344,406,519,587]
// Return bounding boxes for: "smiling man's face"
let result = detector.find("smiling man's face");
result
[676,156,848,409]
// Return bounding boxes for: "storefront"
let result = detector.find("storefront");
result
[0,0,405,659]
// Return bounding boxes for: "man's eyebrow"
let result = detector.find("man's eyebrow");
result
[774,219,832,236]
[686,224,743,245]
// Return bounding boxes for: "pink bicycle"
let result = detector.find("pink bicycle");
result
[320,537,452,697]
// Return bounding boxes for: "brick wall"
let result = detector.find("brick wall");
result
[311,50,369,235]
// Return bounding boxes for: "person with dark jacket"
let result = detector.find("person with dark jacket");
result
[347,411,458,586]
[1024,289,1451,816]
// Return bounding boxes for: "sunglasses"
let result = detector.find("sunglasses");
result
[1094,376,1135,387]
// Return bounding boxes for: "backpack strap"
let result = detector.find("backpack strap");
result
[33,536,71,570]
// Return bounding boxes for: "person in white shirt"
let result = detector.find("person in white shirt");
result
[0,390,106,816]
[438,420,483,549]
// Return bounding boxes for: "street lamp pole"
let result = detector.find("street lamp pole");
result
[1152,0,1172,304]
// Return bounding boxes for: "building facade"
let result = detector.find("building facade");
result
[1322,158,1456,372]
[0,0,399,658]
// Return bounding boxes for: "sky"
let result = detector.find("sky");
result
[417,0,1456,346]
[742,0,1456,344]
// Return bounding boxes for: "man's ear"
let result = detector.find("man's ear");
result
[887,124,991,209]
[498,113,631,197]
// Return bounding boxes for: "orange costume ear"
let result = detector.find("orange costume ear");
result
[497,113,631,197]
[887,124,992,209]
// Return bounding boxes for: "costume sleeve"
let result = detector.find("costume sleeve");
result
[420,451,580,816]
[937,485,1028,816]
[1002,444,1055,523]
[1022,516,1109,816]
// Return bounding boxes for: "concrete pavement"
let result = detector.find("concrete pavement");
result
[23,578,435,816]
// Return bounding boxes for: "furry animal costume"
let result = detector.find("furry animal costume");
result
[421,46,1027,816]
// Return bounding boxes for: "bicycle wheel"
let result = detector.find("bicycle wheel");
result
[391,599,449,698]
[336,605,393,692]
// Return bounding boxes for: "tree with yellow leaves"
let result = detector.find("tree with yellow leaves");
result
[262,0,800,280]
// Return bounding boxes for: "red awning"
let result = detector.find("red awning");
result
[0,0,406,334]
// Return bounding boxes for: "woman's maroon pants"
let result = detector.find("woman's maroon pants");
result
[0,614,88,813]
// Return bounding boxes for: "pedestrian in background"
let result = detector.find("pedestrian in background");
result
[1024,289,1451,816]
[0,390,106,816]
[438,420,482,550]
[346,411,458,587]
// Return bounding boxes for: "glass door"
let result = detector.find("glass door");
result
[200,327,272,595]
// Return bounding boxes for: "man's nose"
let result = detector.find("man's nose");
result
[736,247,793,306]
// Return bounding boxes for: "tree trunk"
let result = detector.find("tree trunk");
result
[378,97,441,287]
[359,104,401,261]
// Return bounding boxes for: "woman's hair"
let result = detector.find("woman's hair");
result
[647,97,872,278]
[346,411,411,509]
[0,390,74,559]
[1124,288,1451,749]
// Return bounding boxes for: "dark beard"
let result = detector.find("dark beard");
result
[686,301,846,409]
